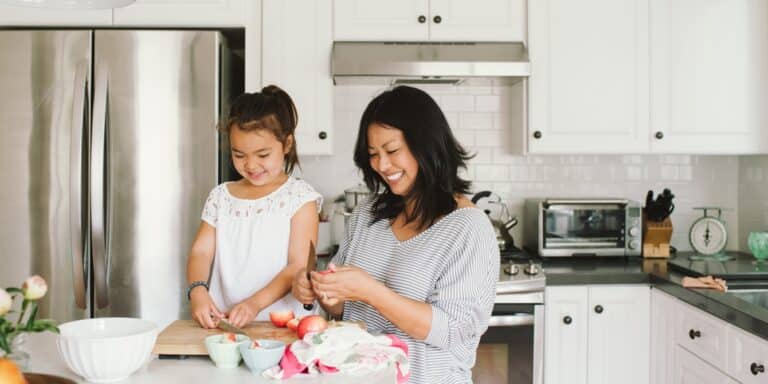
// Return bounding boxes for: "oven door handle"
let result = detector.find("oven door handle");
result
[488,313,534,327]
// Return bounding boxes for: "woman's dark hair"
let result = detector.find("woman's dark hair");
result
[354,86,473,229]
[220,85,300,174]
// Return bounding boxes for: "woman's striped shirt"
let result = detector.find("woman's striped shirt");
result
[331,198,500,384]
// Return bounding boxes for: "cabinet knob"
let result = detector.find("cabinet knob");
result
[433,15,442,24]
[318,131,327,140]
[418,15,426,23]
[688,329,701,339]
[533,130,542,139]
[594,305,604,314]
[655,131,664,140]
[563,315,572,325]
[751,363,765,375]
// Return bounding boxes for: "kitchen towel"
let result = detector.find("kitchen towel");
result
[263,325,409,383]
[682,275,728,292]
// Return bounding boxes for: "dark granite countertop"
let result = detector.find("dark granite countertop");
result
[541,253,768,341]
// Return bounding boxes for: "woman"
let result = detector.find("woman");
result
[292,86,499,383]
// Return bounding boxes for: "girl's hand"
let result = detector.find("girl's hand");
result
[228,301,259,328]
[291,267,316,305]
[190,289,223,329]
[311,263,380,304]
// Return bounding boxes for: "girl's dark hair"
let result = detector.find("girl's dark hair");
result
[354,86,473,229]
[220,85,299,174]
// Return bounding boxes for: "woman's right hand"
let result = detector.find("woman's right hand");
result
[190,288,223,329]
[291,268,316,305]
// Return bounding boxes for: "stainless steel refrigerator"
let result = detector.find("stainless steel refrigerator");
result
[0,29,242,328]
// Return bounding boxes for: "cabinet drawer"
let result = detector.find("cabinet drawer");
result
[728,327,768,384]
[675,302,728,369]
[674,345,737,384]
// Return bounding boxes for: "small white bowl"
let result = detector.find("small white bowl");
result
[57,317,158,383]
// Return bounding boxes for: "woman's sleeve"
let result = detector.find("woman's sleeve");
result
[201,186,221,227]
[423,219,499,353]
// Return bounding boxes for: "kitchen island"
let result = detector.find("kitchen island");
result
[23,332,395,384]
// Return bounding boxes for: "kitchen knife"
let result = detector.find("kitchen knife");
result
[217,318,247,335]
[303,240,317,310]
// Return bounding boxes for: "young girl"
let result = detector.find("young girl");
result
[187,85,322,328]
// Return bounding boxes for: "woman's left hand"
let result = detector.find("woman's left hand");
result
[227,301,259,328]
[310,263,380,304]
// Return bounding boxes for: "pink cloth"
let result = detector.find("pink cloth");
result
[265,326,410,383]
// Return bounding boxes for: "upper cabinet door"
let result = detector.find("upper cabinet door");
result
[528,0,650,154]
[113,0,247,27]
[0,6,111,26]
[334,0,429,41]
[649,0,768,154]
[428,0,525,42]
[263,0,333,155]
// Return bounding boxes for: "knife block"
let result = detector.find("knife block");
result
[643,217,673,258]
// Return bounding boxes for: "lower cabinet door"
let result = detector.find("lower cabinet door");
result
[544,286,588,384]
[674,345,738,384]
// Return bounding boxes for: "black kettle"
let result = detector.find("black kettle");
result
[471,191,517,251]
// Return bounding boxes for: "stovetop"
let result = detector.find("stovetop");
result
[497,246,545,294]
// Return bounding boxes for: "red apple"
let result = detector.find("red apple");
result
[286,317,300,332]
[221,332,237,344]
[297,315,328,339]
[269,310,295,328]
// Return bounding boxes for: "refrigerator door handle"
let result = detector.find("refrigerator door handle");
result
[70,63,88,310]
[91,65,109,309]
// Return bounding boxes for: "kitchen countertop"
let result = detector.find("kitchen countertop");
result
[22,332,395,384]
[540,253,768,341]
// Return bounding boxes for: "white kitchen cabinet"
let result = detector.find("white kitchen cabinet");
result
[544,285,650,384]
[113,0,246,27]
[674,345,739,384]
[528,0,650,154]
[729,326,768,384]
[544,286,589,384]
[674,294,729,370]
[650,289,677,384]
[333,0,524,42]
[262,0,333,155]
[0,6,112,26]
[649,0,768,154]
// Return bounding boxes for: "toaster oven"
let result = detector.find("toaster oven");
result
[523,198,643,257]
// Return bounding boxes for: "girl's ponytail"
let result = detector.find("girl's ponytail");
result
[262,85,300,174]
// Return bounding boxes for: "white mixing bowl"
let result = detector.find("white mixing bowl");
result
[57,317,158,383]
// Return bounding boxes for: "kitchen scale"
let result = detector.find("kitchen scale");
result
[688,207,733,261]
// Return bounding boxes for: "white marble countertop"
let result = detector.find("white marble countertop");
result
[24,333,395,384]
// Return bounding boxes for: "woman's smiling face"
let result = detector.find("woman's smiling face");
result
[367,123,419,196]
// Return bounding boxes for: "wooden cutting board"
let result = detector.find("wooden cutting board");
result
[152,320,297,356]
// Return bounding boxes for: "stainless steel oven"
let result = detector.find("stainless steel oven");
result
[474,262,545,384]
[524,198,643,257]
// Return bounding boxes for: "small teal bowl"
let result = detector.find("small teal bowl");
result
[239,339,285,375]
[748,232,768,262]
[204,334,250,368]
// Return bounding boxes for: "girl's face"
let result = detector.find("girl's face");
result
[229,126,291,187]
[367,123,419,196]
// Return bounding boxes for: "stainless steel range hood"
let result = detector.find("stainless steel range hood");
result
[332,42,530,86]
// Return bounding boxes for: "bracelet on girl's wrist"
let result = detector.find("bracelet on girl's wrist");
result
[186,281,209,301]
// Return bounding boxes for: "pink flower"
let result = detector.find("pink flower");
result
[0,290,11,316]
[22,275,47,301]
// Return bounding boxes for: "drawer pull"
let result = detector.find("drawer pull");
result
[563,316,572,325]
[751,362,765,375]
[594,305,604,314]
[688,329,701,339]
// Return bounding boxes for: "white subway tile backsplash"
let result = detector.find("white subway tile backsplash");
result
[459,112,494,130]
[439,94,475,112]
[475,165,510,181]
[475,130,503,147]
[475,95,501,112]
